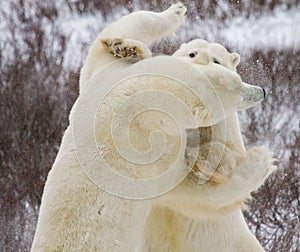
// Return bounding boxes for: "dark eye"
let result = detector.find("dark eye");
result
[189,52,196,58]
[213,58,220,64]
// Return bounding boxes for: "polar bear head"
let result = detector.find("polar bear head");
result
[172,39,265,126]
[173,39,240,71]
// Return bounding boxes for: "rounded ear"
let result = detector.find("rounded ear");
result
[231,53,240,69]
[172,43,187,56]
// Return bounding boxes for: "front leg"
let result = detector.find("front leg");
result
[101,38,152,62]
[100,3,187,45]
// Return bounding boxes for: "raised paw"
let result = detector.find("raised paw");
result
[101,38,151,62]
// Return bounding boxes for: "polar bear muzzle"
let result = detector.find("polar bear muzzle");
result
[238,82,265,110]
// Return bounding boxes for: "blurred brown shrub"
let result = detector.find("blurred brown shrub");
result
[0,1,79,250]
[0,0,298,251]
[238,50,300,252]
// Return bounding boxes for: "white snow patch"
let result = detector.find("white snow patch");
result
[222,6,300,52]
[60,12,105,70]
[179,6,300,55]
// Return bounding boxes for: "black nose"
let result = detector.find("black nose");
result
[262,88,266,98]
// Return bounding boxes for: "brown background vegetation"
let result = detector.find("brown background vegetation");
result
[0,0,299,251]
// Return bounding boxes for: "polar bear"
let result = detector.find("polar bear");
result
[31,3,188,251]
[31,4,275,252]
[133,42,275,251]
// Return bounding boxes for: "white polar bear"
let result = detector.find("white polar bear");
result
[31,4,275,252]
[32,4,188,251]
[136,41,276,251]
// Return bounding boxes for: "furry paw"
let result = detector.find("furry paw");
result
[237,146,276,190]
[101,38,151,62]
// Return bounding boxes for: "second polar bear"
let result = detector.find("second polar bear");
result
[134,42,275,251]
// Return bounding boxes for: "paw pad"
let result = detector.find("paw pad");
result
[102,38,147,62]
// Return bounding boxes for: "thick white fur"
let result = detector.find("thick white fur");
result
[173,39,240,71]
[79,3,187,91]
[136,41,275,251]
[31,4,275,252]
[31,4,187,251]
[136,40,275,251]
